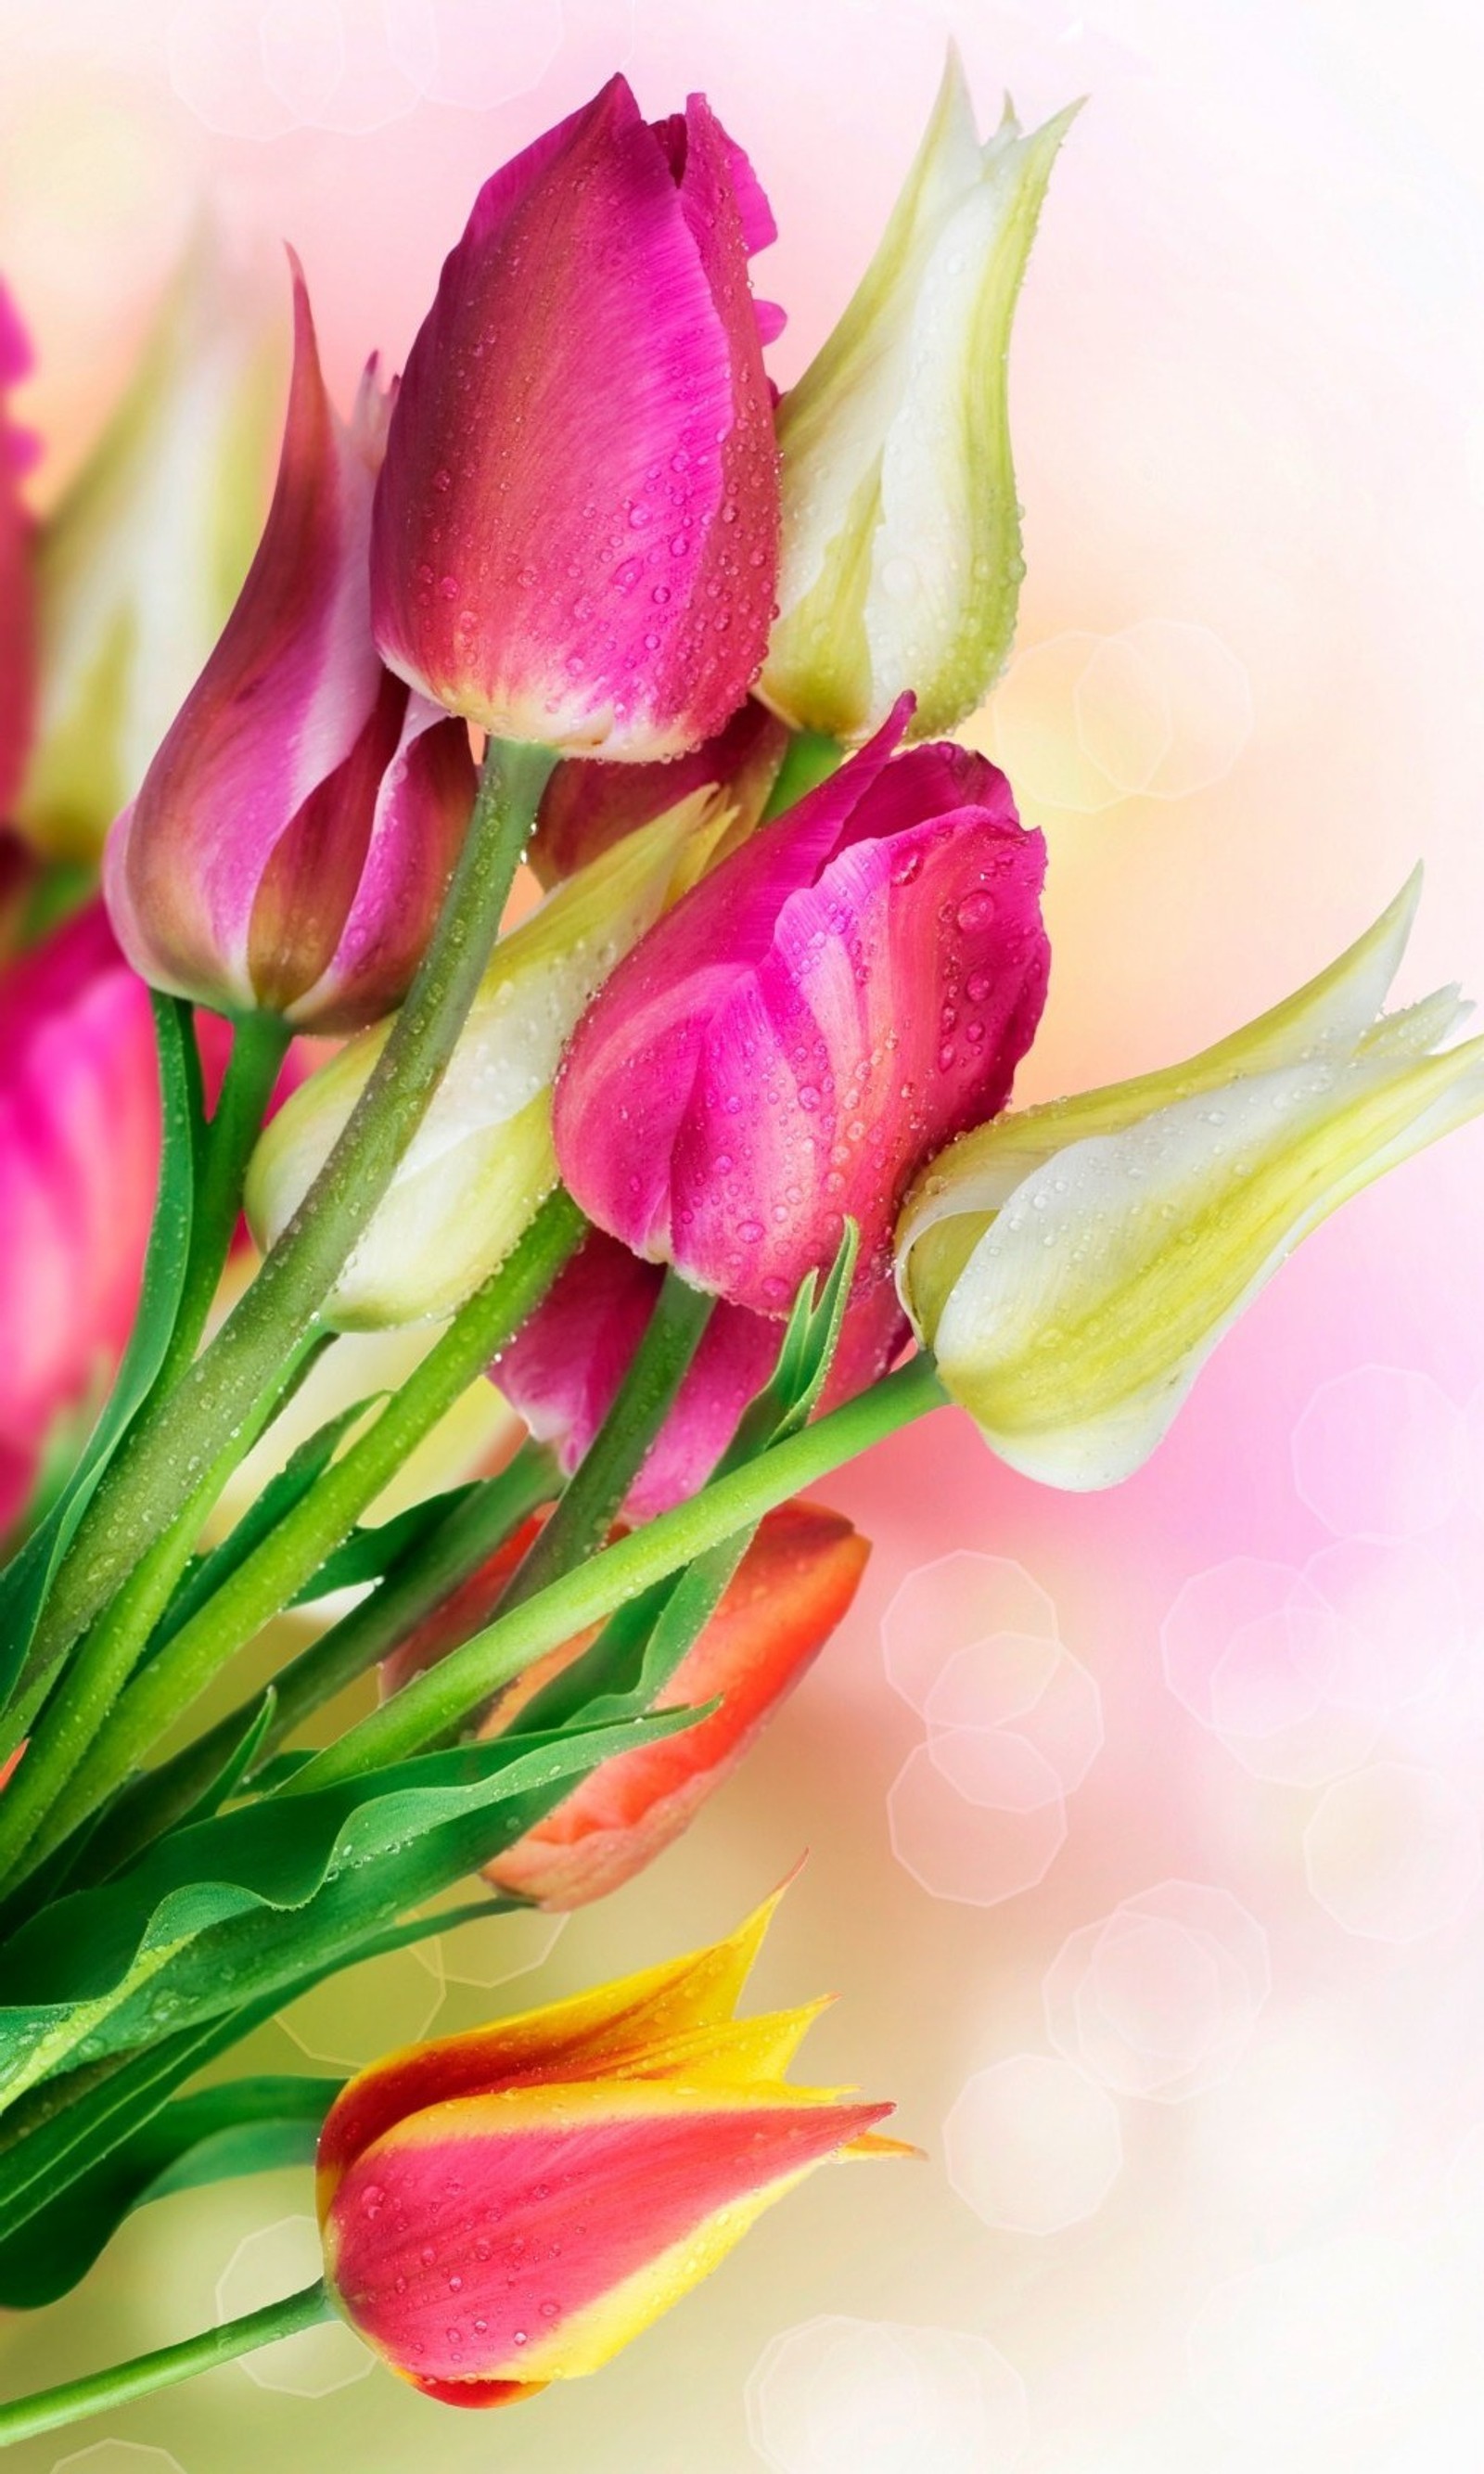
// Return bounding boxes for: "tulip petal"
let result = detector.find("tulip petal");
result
[316,1889,789,2192]
[324,2079,892,2388]
[531,698,787,889]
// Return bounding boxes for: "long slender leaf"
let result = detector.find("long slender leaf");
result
[0,996,200,1720]
[287,1484,479,1606]
[0,2075,340,2310]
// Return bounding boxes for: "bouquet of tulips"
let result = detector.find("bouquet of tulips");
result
[1,53,1480,2448]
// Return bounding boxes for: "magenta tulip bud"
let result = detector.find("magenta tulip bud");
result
[105,265,476,1032]
[552,702,1051,1315]
[370,79,781,762]
[0,282,37,821]
[529,699,789,891]
[494,1228,906,1519]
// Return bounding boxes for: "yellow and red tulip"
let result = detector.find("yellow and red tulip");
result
[316,1893,904,2404]
[370,79,781,761]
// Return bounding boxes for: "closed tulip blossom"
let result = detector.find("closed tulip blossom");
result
[554,702,1050,1315]
[17,227,279,862]
[370,79,780,760]
[529,697,788,890]
[897,877,1484,1489]
[105,266,476,1032]
[380,1495,869,1907]
[247,794,726,1326]
[0,904,160,1519]
[316,1895,904,2403]
[493,1228,906,1518]
[0,282,36,821]
[761,52,1075,744]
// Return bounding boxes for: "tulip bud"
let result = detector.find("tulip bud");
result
[486,1501,869,1907]
[553,701,1050,1316]
[247,791,727,1327]
[493,1228,907,1518]
[529,698,789,891]
[316,1893,904,2403]
[370,79,780,761]
[16,227,281,862]
[897,875,1484,1489]
[760,52,1075,745]
[0,904,160,1504]
[0,282,37,822]
[105,266,476,1033]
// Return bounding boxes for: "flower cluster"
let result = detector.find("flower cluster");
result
[1,40,1481,2451]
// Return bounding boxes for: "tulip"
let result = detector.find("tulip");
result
[897,875,1484,1489]
[0,904,160,1503]
[104,266,476,1033]
[493,1228,906,1518]
[490,1501,870,1906]
[553,701,1050,1316]
[316,1893,904,2402]
[370,79,780,761]
[0,281,36,822]
[760,53,1075,744]
[529,697,789,891]
[247,791,727,1327]
[16,227,280,862]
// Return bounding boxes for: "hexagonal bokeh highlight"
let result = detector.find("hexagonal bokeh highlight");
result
[1292,1364,1468,1541]
[1186,2234,1445,2439]
[415,1904,567,1991]
[1072,632,1172,797]
[925,1634,1104,1796]
[882,1553,1058,1715]
[52,2449,186,2474]
[944,2055,1123,2235]
[1044,1881,1270,2100]
[1117,618,1254,801]
[1304,1536,1469,1713]
[1161,1556,1382,1786]
[889,1740,1067,1907]
[276,1942,443,2067]
[216,2216,374,2397]
[1303,1762,1483,1942]
[384,0,567,111]
[747,2314,1030,2474]
[979,621,1251,814]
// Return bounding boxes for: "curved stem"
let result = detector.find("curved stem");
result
[0,2279,334,2448]
[27,739,556,1689]
[291,1353,948,1791]
[497,1267,714,1621]
[20,1192,585,1878]
[160,1009,293,1388]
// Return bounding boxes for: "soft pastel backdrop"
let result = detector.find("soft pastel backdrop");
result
[3,2,1484,2468]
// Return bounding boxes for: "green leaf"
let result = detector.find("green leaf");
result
[149,1396,386,1653]
[0,1894,499,2238]
[0,996,200,1722]
[0,1711,697,2108]
[0,2075,339,2310]
[288,1484,478,1606]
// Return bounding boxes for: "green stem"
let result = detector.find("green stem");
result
[26,739,556,1690]
[0,2279,334,2448]
[0,1335,319,1891]
[759,728,843,821]
[498,1267,715,1621]
[160,1009,293,1387]
[88,1439,559,1877]
[23,1193,586,1872]
[291,1353,947,1792]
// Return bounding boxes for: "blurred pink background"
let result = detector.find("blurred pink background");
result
[4,3,1484,2468]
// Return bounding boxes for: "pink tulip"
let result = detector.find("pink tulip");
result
[370,80,780,761]
[0,904,160,1500]
[0,281,37,821]
[106,264,476,1032]
[493,1228,905,1519]
[529,698,788,891]
[553,702,1051,1315]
